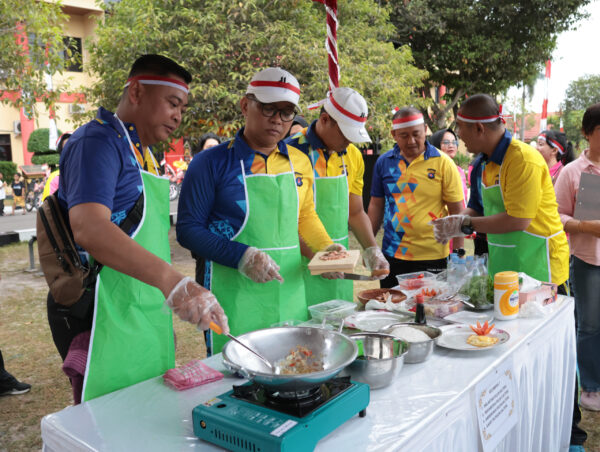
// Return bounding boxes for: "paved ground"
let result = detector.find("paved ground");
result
[0,200,179,234]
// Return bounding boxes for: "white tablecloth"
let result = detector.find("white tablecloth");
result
[41,297,576,452]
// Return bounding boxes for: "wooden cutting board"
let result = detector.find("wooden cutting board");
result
[308,249,361,275]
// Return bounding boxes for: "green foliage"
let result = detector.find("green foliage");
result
[0,0,73,117]
[85,0,427,150]
[27,128,62,154]
[548,111,586,151]
[31,153,60,166]
[386,0,590,130]
[0,161,18,181]
[554,75,600,149]
[563,74,600,111]
[453,152,471,172]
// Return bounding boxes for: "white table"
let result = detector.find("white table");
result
[42,297,576,452]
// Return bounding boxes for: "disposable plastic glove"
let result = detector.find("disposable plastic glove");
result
[362,246,390,280]
[431,215,468,244]
[165,277,229,333]
[320,243,346,280]
[238,246,284,283]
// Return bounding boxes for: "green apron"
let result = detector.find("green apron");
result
[210,159,307,354]
[82,120,174,402]
[481,161,554,282]
[302,150,353,306]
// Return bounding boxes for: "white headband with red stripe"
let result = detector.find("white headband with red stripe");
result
[392,113,424,130]
[457,104,508,124]
[125,75,189,94]
[539,133,564,154]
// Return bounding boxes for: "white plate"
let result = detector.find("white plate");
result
[344,310,413,332]
[435,324,509,351]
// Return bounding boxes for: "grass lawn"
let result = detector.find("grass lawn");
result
[0,230,598,451]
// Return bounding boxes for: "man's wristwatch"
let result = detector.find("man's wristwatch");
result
[460,216,474,235]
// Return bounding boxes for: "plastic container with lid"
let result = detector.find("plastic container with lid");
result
[395,271,436,290]
[308,299,357,322]
[494,271,519,320]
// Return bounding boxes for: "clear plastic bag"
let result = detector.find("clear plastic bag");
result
[457,255,493,309]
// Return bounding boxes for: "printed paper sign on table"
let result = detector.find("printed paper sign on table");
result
[475,356,518,452]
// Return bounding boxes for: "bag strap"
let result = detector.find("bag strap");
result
[118,192,145,236]
[38,206,72,274]
[47,196,84,271]
[88,192,145,278]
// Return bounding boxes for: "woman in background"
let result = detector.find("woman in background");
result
[191,133,221,159]
[429,128,468,202]
[537,129,575,184]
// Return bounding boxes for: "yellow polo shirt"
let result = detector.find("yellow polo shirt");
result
[482,137,569,284]
[285,125,364,196]
[372,143,464,260]
[248,143,333,252]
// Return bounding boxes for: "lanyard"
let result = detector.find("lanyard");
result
[114,114,159,174]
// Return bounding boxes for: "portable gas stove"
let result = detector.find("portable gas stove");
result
[192,376,369,451]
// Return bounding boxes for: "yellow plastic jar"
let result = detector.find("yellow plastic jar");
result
[494,271,519,320]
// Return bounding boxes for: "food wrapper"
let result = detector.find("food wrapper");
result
[163,360,224,391]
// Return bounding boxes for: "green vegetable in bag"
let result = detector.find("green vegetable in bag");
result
[460,275,494,307]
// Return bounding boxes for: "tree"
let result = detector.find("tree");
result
[85,0,427,151]
[386,0,590,131]
[0,0,72,117]
[563,74,600,112]
[547,111,585,151]
[28,128,62,165]
[550,74,600,148]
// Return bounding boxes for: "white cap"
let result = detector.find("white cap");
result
[246,67,301,108]
[323,87,370,143]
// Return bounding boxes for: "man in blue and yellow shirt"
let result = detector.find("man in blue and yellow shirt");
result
[177,67,334,353]
[432,94,569,286]
[285,87,388,305]
[368,107,464,288]
[431,94,583,450]
[48,54,228,402]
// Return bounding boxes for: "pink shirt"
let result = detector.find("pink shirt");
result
[50,174,60,195]
[554,150,600,265]
[457,165,468,207]
[549,161,563,183]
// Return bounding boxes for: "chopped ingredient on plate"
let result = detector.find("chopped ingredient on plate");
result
[466,334,499,347]
[469,320,495,336]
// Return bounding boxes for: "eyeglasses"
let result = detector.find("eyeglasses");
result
[247,96,297,122]
[441,140,458,147]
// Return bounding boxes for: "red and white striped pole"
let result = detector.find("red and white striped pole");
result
[540,59,551,132]
[313,0,339,92]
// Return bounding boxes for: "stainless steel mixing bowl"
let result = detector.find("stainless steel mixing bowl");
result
[222,326,357,392]
[340,332,408,389]
[379,322,441,363]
